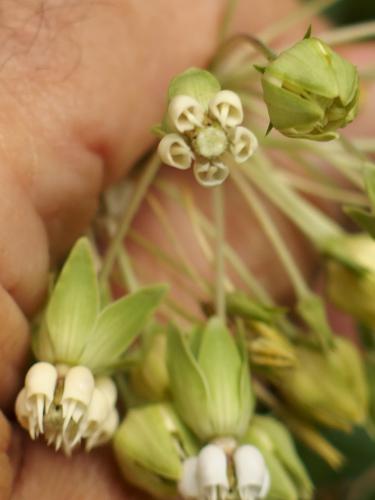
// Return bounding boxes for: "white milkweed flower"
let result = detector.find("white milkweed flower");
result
[155,68,258,188]
[16,361,119,455]
[178,442,269,500]
[14,237,167,456]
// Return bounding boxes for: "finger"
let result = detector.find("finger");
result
[0,413,13,499]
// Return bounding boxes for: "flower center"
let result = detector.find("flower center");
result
[194,126,228,158]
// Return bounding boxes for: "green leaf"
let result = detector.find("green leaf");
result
[80,285,168,373]
[46,237,99,364]
[343,206,375,239]
[168,68,220,108]
[167,324,211,439]
[296,293,334,350]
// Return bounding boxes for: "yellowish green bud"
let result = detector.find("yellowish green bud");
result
[129,330,169,402]
[262,37,359,141]
[242,416,313,500]
[168,317,254,441]
[113,403,198,499]
[275,338,368,430]
[326,233,375,325]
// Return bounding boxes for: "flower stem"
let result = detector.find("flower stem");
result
[213,186,226,321]
[242,153,343,248]
[231,169,309,299]
[99,153,160,286]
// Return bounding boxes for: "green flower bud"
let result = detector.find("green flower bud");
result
[168,317,254,441]
[326,233,375,325]
[129,329,169,402]
[242,415,313,500]
[113,403,198,499]
[275,338,368,430]
[262,37,359,141]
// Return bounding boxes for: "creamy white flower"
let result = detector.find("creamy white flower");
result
[158,134,194,170]
[193,160,229,188]
[178,457,200,499]
[197,444,229,500]
[15,363,118,455]
[168,95,204,133]
[234,445,269,500]
[209,90,244,129]
[229,127,258,163]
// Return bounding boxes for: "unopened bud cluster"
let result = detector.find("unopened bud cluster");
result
[179,442,269,500]
[15,361,119,455]
[157,69,258,187]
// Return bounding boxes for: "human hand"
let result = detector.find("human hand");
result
[0,1,373,498]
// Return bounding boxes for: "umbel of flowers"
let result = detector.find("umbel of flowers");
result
[156,68,258,187]
[15,238,166,455]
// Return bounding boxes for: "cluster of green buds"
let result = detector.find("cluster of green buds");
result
[275,338,368,430]
[15,238,166,455]
[156,68,258,187]
[261,35,359,141]
[114,317,274,499]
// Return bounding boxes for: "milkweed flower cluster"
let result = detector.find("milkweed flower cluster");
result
[14,238,167,455]
[156,68,258,187]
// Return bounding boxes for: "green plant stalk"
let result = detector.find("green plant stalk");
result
[231,169,310,299]
[242,152,343,248]
[213,185,226,321]
[99,153,160,286]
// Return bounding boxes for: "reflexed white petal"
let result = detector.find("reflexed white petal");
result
[209,90,243,129]
[234,445,268,500]
[61,366,95,430]
[197,444,229,492]
[85,408,119,451]
[168,95,204,133]
[178,457,200,499]
[95,377,117,408]
[260,468,270,499]
[25,362,58,433]
[229,127,258,163]
[193,161,229,188]
[158,134,194,170]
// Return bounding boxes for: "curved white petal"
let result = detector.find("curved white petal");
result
[209,90,243,129]
[168,95,204,133]
[25,362,58,433]
[61,366,95,430]
[85,408,119,451]
[193,160,229,188]
[234,445,268,500]
[95,376,117,408]
[158,133,194,170]
[197,444,229,495]
[229,127,258,163]
[178,457,200,499]
[260,468,270,499]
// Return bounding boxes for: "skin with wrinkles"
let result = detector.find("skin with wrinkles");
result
[0,1,372,499]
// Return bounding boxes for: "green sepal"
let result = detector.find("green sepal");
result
[151,123,167,138]
[254,64,266,74]
[303,25,312,40]
[167,324,211,439]
[226,291,285,324]
[167,68,221,108]
[323,238,368,276]
[80,284,168,373]
[296,293,334,350]
[46,237,100,364]
[343,205,375,239]
[197,317,252,438]
[363,164,375,210]
[265,121,273,136]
